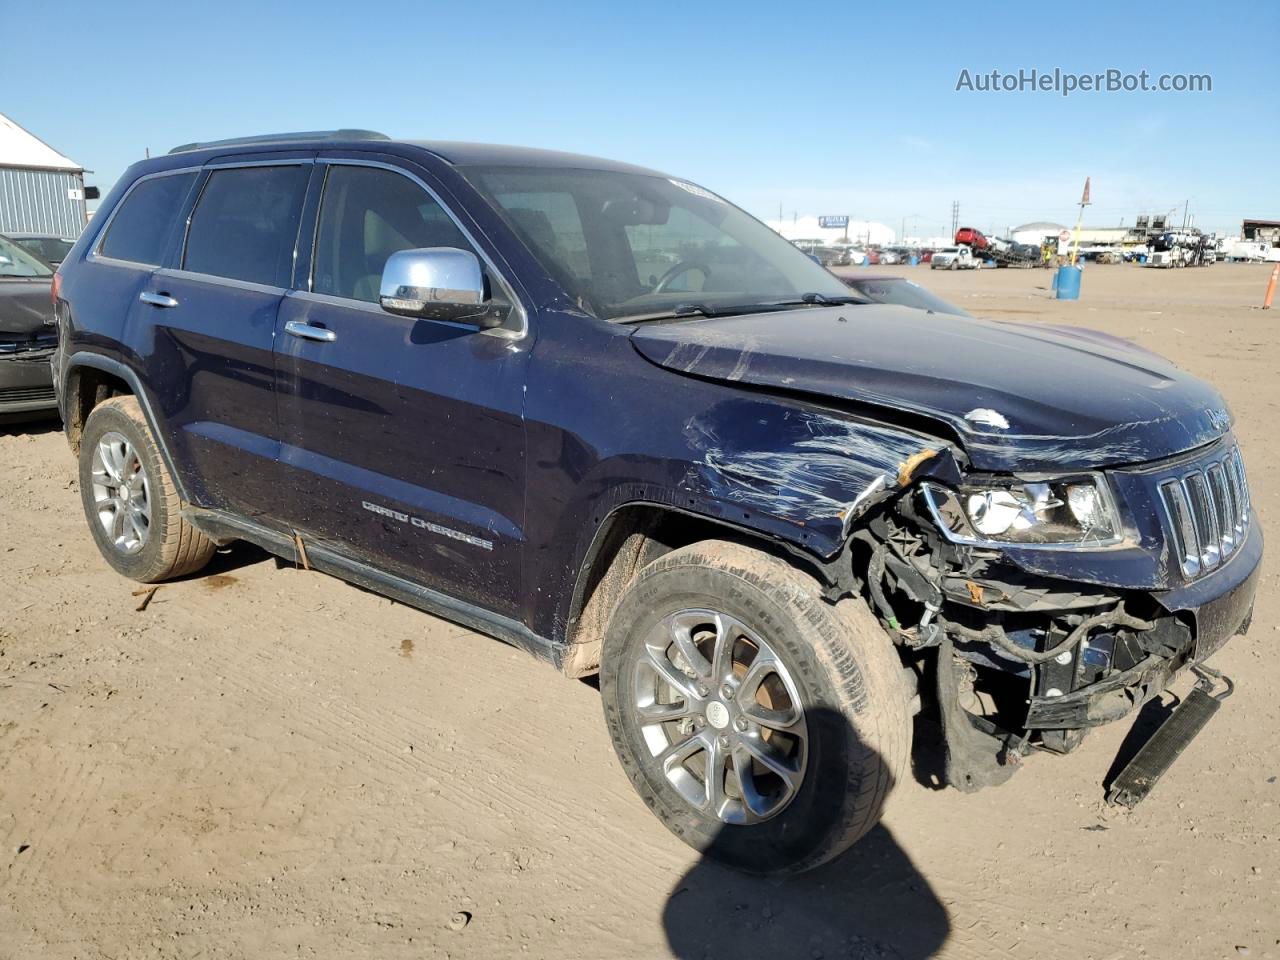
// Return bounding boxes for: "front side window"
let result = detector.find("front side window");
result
[0,234,53,278]
[99,171,197,266]
[463,166,850,321]
[312,165,475,303]
[183,165,309,287]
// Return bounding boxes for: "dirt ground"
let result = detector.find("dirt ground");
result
[2,262,1278,960]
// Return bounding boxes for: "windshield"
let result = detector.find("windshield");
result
[13,236,73,264]
[0,235,53,278]
[462,166,850,320]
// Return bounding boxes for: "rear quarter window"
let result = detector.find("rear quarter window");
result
[98,172,198,266]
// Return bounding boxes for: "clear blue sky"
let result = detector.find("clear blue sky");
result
[8,0,1277,237]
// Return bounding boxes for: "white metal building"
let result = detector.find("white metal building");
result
[1011,221,1069,245]
[0,112,89,237]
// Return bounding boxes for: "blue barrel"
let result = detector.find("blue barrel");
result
[859,254,868,266]
[909,255,919,266]
[1054,265,1082,300]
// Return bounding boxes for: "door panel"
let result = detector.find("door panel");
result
[127,161,312,519]
[272,162,530,616]
[135,268,288,518]
[274,292,528,613]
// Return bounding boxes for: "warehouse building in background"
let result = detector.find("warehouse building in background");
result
[0,112,93,237]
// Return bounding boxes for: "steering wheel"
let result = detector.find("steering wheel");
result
[652,260,711,294]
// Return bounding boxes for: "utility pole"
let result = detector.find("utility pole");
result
[1069,177,1091,266]
[950,201,959,238]
[1181,199,1189,230]
[900,214,921,244]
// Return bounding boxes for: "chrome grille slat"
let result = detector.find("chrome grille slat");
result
[1206,464,1234,555]
[1157,445,1252,579]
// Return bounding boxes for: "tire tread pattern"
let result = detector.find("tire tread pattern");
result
[81,396,216,582]
[602,539,911,873]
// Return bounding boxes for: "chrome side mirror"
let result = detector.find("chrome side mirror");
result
[378,247,505,328]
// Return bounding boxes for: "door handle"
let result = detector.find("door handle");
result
[139,291,179,308]
[285,320,337,343]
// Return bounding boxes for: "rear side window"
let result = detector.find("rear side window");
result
[183,165,309,287]
[312,165,474,302]
[99,172,197,266]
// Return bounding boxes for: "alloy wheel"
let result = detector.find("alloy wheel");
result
[633,608,808,824]
[90,431,152,554]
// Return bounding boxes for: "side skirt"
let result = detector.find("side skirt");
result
[183,506,560,667]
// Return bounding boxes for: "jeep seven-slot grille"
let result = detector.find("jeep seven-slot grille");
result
[1158,446,1251,579]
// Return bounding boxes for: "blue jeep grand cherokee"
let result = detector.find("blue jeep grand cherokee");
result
[52,131,1261,872]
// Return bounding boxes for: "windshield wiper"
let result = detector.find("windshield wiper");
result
[696,293,871,315]
[616,302,715,324]
[616,294,870,324]
[791,292,869,306]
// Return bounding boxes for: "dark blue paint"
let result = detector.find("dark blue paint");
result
[629,304,1232,472]
[54,135,1263,657]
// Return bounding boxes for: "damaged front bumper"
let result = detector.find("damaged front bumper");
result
[852,434,1263,798]
[1024,525,1260,728]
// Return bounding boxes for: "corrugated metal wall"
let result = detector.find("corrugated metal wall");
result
[0,166,88,238]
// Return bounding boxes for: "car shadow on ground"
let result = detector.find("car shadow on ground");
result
[0,412,61,437]
[662,709,949,960]
[160,541,274,583]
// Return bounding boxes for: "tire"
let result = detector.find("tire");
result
[600,540,911,874]
[79,395,216,583]
[949,261,957,270]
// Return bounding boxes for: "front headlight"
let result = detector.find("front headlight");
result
[920,475,1121,547]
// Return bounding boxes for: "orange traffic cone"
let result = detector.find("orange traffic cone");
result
[1265,263,1279,310]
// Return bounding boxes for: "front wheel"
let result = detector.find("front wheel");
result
[600,540,911,874]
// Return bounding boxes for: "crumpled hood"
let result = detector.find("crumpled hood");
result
[0,279,55,339]
[630,304,1231,472]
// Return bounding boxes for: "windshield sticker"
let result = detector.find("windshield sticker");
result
[668,179,724,203]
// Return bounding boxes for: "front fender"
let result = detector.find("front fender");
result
[681,397,959,557]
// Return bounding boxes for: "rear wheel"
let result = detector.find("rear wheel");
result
[600,540,911,874]
[79,396,216,582]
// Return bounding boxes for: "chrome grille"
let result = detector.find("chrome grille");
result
[1159,446,1251,578]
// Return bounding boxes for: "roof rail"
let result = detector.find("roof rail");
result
[168,129,390,155]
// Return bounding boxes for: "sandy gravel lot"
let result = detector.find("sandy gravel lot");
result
[2,262,1278,960]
